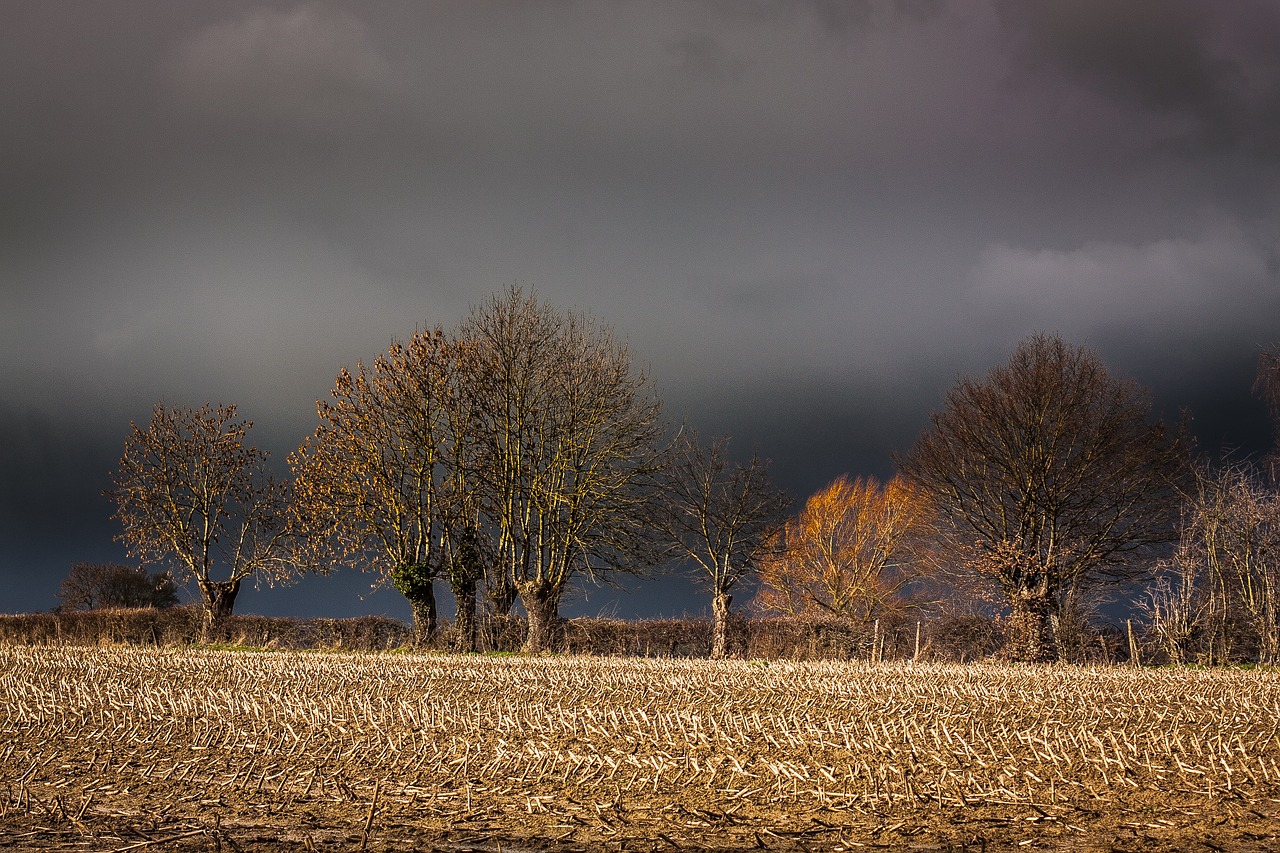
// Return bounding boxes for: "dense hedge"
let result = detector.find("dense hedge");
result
[0,607,410,651]
[0,606,1013,661]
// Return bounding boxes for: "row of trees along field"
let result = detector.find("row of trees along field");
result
[106,287,1280,662]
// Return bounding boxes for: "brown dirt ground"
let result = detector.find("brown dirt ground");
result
[4,775,1280,851]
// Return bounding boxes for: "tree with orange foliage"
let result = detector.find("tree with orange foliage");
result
[754,475,932,621]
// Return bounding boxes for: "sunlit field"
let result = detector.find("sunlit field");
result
[3,646,1280,851]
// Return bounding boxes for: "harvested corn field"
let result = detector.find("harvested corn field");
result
[2,646,1280,851]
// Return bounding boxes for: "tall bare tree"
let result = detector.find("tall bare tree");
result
[899,334,1189,662]
[109,403,294,639]
[290,328,473,646]
[659,431,789,659]
[461,288,664,653]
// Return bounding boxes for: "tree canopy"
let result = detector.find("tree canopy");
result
[109,403,294,638]
[58,562,179,611]
[289,328,470,644]
[461,287,665,652]
[755,475,931,622]
[657,431,789,658]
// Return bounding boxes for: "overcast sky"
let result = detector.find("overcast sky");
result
[3,0,1278,621]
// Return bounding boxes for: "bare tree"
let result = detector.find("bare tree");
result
[658,431,789,659]
[898,334,1189,662]
[1216,468,1280,664]
[290,329,474,646]
[461,288,665,653]
[1140,347,1280,666]
[1141,570,1205,665]
[58,562,179,611]
[1156,461,1280,664]
[109,403,294,639]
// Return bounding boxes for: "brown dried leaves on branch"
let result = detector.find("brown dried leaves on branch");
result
[288,328,471,644]
[289,288,666,653]
[108,403,296,637]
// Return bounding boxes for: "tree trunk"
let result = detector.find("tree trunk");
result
[198,578,241,643]
[520,582,563,654]
[487,573,518,616]
[1007,591,1057,663]
[711,591,733,660]
[452,579,478,653]
[392,563,438,647]
[409,591,437,648]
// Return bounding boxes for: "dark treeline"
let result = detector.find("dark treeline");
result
[89,288,1280,665]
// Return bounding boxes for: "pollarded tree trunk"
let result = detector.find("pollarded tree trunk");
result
[392,563,438,647]
[1007,590,1057,663]
[452,578,478,653]
[711,591,733,660]
[198,578,241,643]
[409,593,437,648]
[520,582,563,654]
[447,525,485,653]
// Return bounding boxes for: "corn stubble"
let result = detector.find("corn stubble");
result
[3,647,1280,850]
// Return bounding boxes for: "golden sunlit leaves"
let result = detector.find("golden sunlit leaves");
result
[754,475,932,621]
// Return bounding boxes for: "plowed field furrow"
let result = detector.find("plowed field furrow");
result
[2,646,1280,850]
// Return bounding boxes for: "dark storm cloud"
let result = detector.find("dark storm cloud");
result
[2,1,1278,617]
[1000,0,1229,111]
[997,0,1280,155]
[0,409,113,539]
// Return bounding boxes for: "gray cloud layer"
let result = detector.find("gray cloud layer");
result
[2,1,1278,617]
